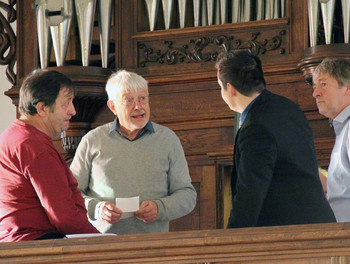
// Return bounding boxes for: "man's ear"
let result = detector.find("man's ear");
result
[345,83,350,96]
[226,83,237,97]
[107,100,118,116]
[35,102,48,117]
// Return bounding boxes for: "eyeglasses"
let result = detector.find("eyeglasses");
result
[120,95,149,106]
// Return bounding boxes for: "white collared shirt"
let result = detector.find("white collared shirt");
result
[327,104,350,222]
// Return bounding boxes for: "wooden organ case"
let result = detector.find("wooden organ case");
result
[1,0,349,232]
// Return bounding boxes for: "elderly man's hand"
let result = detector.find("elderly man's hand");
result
[100,201,123,224]
[134,200,158,223]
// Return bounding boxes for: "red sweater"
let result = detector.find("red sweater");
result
[0,120,99,242]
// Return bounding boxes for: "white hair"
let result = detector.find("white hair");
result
[105,70,148,101]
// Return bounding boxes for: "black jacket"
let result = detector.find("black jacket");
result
[227,89,336,228]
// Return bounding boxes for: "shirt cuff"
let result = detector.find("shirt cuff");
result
[95,201,104,220]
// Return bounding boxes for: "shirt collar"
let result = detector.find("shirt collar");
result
[239,93,261,127]
[333,104,350,124]
[109,118,154,140]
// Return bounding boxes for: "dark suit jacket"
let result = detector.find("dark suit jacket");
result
[227,89,335,228]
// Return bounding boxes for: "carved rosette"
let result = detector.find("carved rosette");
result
[138,30,286,67]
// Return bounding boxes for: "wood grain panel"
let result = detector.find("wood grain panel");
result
[1,223,350,263]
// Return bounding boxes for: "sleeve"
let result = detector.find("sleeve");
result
[27,151,99,234]
[227,124,277,228]
[346,123,350,163]
[70,135,102,221]
[154,136,197,221]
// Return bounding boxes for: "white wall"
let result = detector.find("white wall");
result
[0,65,16,133]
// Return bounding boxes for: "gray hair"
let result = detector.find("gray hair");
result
[105,70,148,101]
[314,58,350,87]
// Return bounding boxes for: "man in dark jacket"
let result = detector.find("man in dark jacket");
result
[215,50,335,228]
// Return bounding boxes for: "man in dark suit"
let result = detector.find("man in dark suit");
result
[215,50,335,228]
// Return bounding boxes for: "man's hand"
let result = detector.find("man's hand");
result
[134,200,158,223]
[100,201,123,224]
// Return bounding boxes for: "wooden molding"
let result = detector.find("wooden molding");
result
[297,43,350,84]
[138,30,287,67]
[0,222,350,263]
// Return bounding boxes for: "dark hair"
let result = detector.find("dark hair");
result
[215,50,266,96]
[18,69,76,116]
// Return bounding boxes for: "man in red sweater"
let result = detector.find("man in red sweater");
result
[0,69,99,242]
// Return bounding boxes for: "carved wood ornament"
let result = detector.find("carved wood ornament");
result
[138,30,286,67]
[0,0,16,86]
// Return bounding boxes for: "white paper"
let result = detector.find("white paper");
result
[115,196,139,219]
[65,233,116,238]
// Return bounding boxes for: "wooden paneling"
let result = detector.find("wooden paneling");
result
[1,223,350,263]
